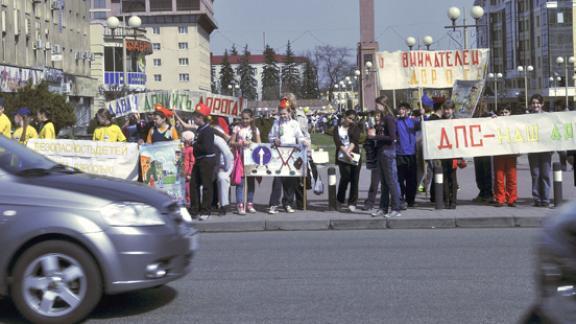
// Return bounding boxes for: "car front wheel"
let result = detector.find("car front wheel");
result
[11,240,103,324]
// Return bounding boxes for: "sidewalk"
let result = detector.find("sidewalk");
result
[192,156,574,232]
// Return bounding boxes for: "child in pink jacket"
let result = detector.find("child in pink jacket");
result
[182,131,196,208]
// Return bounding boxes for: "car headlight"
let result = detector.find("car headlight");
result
[101,202,165,226]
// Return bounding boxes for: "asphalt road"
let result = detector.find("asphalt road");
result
[0,229,539,324]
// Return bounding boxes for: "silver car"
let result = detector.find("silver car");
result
[0,136,198,323]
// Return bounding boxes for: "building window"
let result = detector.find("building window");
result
[177,0,200,11]
[178,42,188,49]
[178,26,188,34]
[152,27,160,34]
[150,0,172,11]
[154,74,162,82]
[153,43,161,50]
[179,58,189,65]
[122,0,146,13]
[179,73,190,82]
[153,58,161,66]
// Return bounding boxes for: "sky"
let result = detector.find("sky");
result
[211,0,476,57]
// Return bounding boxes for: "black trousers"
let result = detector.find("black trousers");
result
[336,160,361,206]
[474,156,492,198]
[190,157,217,214]
[443,160,458,207]
[269,177,298,208]
[397,155,417,205]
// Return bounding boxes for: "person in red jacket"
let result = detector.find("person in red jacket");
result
[182,131,196,209]
[492,106,518,207]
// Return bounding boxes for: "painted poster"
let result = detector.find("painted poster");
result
[422,111,576,159]
[451,80,485,118]
[243,143,308,177]
[27,139,139,180]
[106,90,246,118]
[375,49,490,89]
[139,141,186,205]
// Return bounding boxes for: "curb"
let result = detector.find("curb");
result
[192,216,545,233]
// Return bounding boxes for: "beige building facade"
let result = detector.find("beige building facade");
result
[91,0,216,93]
[0,0,96,125]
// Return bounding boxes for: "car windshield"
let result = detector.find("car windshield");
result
[0,135,58,175]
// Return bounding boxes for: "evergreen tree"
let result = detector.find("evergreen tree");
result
[237,45,258,100]
[281,41,301,96]
[219,49,235,96]
[300,59,320,99]
[230,44,239,57]
[261,45,280,100]
[4,82,76,132]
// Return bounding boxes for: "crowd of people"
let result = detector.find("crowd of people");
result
[1,91,572,220]
[332,93,571,218]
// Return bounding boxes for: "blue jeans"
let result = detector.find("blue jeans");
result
[235,177,255,205]
[528,152,552,204]
[378,149,402,211]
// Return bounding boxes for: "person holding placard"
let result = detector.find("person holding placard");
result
[92,109,126,142]
[333,109,362,212]
[527,94,553,208]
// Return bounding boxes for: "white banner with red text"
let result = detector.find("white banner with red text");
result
[27,139,140,180]
[106,90,246,118]
[375,49,490,90]
[422,111,576,160]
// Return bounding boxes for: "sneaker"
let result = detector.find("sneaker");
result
[361,204,373,211]
[247,203,256,214]
[387,210,402,218]
[508,202,517,207]
[371,209,387,217]
[268,206,279,214]
[199,214,210,221]
[285,205,295,213]
[417,185,425,192]
[532,201,541,207]
[219,206,228,216]
[493,202,504,208]
[237,203,246,215]
[348,205,356,212]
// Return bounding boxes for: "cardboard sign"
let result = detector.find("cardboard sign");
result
[139,141,186,205]
[243,143,308,177]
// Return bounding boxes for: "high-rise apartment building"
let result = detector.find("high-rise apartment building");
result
[0,0,96,125]
[90,0,216,93]
[475,0,575,109]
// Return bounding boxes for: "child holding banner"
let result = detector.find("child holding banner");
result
[93,109,126,142]
[527,94,553,208]
[267,98,308,214]
[230,109,261,215]
[146,105,179,144]
[492,106,517,207]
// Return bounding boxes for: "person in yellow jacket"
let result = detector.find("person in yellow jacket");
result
[92,108,126,142]
[0,98,11,138]
[37,108,56,139]
[12,107,38,145]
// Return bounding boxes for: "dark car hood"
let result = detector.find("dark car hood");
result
[17,172,173,210]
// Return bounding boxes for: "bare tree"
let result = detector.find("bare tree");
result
[311,45,355,94]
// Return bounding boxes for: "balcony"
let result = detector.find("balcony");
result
[103,71,146,91]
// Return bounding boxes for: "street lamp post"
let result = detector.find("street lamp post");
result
[517,65,534,111]
[445,6,485,49]
[106,15,141,91]
[556,56,575,110]
[423,35,433,50]
[488,72,503,112]
[406,37,416,51]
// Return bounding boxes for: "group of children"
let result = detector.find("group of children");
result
[90,94,313,220]
[0,98,56,144]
